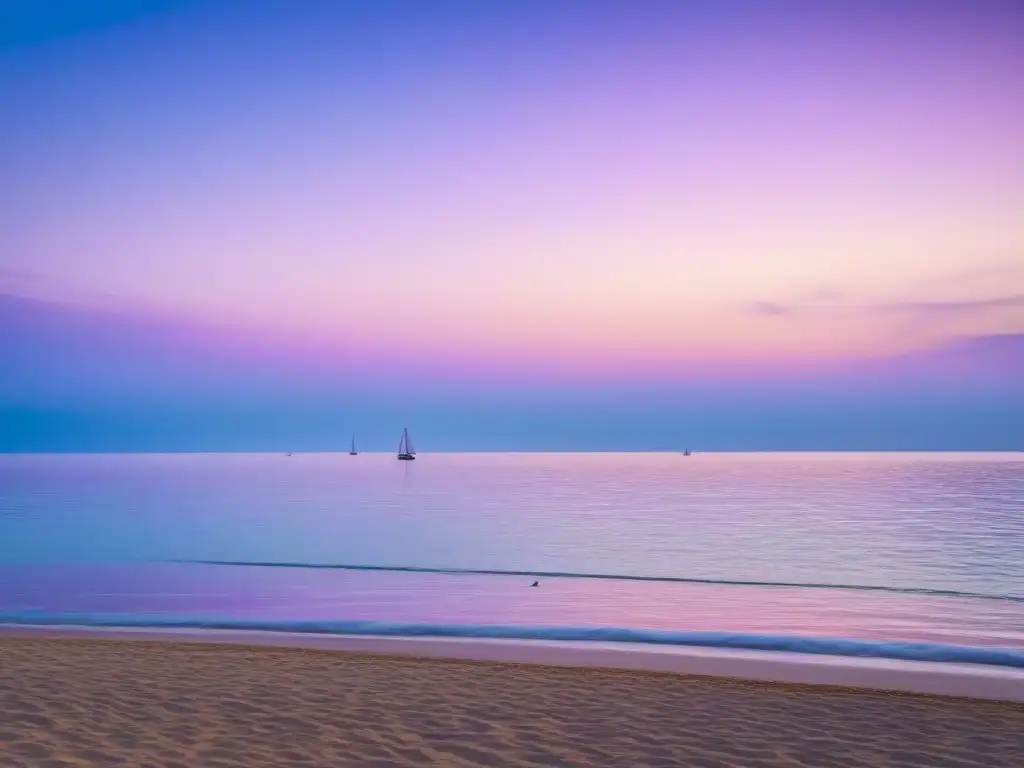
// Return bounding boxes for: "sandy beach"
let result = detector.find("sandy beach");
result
[2,636,1023,767]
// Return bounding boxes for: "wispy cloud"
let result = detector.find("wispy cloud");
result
[742,251,1024,322]
[742,301,794,317]
[865,333,1024,379]
[741,293,1024,319]
[741,286,848,317]
[871,294,1024,316]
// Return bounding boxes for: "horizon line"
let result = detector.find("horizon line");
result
[1,449,1021,456]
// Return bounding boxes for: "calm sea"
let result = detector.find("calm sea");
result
[2,452,1023,665]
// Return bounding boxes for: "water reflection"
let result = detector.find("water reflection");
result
[2,563,1021,649]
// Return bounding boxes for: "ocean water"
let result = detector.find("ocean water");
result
[1,452,1023,667]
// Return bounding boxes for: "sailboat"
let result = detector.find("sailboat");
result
[349,436,358,456]
[397,427,416,461]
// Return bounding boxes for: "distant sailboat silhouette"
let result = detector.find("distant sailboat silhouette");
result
[349,436,358,456]
[397,428,416,461]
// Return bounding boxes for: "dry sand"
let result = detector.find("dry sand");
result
[2,637,1023,768]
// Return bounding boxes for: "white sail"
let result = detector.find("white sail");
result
[398,428,416,456]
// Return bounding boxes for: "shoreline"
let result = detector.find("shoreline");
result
[4,623,1024,703]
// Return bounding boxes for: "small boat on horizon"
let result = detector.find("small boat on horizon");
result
[397,428,416,461]
[349,436,358,456]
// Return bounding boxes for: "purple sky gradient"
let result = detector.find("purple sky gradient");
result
[0,0,1021,449]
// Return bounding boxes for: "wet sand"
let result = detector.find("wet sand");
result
[2,636,1023,767]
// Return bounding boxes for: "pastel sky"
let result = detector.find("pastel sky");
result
[1,0,1022,451]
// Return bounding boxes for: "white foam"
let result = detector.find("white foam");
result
[4,624,1023,703]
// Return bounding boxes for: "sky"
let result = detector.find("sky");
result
[1,0,1022,451]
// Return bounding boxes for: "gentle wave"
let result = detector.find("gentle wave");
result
[3,613,1024,668]
[178,559,1024,604]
